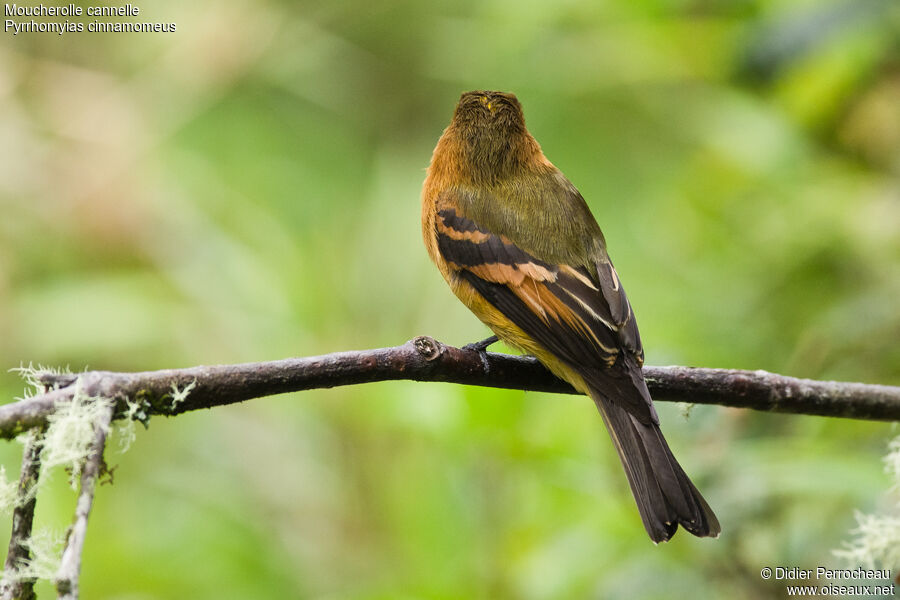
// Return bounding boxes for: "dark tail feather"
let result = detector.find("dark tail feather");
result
[591,391,720,543]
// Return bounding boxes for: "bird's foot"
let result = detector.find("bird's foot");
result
[462,335,498,374]
[462,335,499,353]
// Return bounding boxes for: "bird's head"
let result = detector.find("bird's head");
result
[451,90,526,134]
[442,90,540,182]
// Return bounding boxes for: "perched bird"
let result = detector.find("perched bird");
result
[421,90,720,543]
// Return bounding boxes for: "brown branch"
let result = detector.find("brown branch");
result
[0,426,45,600]
[54,401,114,600]
[0,337,897,441]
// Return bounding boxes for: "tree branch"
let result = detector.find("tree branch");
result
[54,402,113,600]
[0,426,45,600]
[1,337,897,440]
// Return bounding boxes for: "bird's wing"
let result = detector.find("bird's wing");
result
[434,193,655,424]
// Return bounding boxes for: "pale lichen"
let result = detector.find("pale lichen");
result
[0,466,18,515]
[677,402,695,420]
[111,397,148,452]
[2,367,136,589]
[10,363,73,398]
[834,435,900,572]
[885,435,900,489]
[834,512,900,569]
[1,529,65,584]
[40,378,113,489]
[168,379,196,410]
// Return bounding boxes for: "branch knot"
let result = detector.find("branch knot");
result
[412,336,443,361]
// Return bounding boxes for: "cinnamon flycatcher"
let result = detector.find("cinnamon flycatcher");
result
[421,90,719,542]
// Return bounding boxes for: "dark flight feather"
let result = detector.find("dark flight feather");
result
[437,200,719,542]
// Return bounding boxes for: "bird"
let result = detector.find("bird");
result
[421,90,720,543]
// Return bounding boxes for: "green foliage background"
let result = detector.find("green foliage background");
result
[1,0,899,598]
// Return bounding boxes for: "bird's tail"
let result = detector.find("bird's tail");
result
[590,390,720,543]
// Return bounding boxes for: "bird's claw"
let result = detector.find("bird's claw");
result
[462,335,498,353]
[462,335,498,374]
